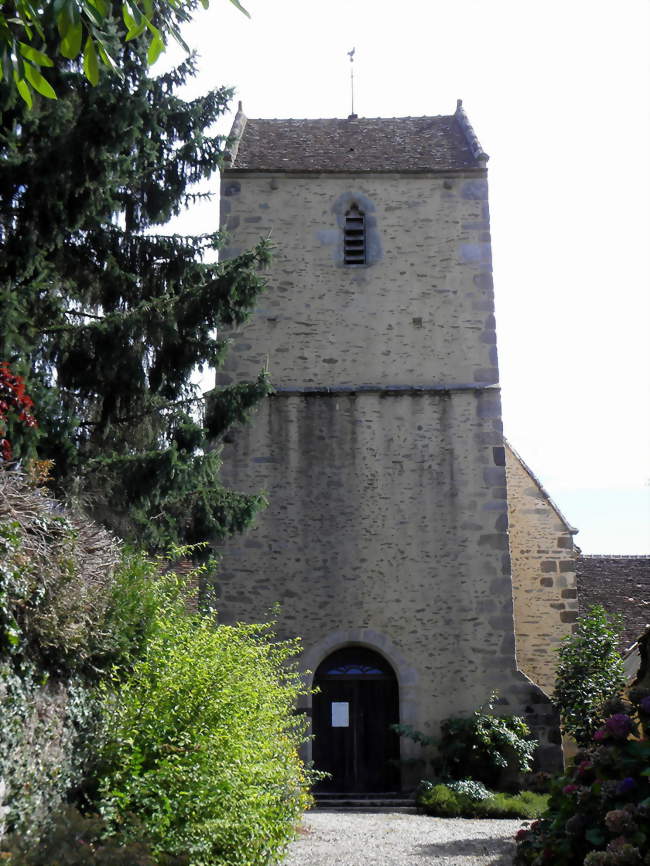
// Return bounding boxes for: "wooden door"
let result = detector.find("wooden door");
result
[312,647,400,793]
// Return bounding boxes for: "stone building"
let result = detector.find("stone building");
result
[506,442,579,695]
[211,101,564,792]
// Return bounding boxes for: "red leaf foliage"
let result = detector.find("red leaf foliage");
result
[0,361,38,461]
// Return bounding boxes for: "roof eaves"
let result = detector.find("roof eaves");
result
[222,166,488,176]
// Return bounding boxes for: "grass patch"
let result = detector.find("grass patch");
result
[418,784,549,819]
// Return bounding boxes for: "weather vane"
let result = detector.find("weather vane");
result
[347,47,357,119]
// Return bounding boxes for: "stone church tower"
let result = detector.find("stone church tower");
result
[213,102,561,792]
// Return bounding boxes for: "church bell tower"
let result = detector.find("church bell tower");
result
[213,101,561,791]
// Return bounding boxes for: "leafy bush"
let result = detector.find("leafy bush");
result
[417,782,548,819]
[1,471,312,863]
[97,578,312,865]
[439,691,538,787]
[0,470,121,676]
[0,806,187,865]
[514,689,650,866]
[473,791,550,820]
[0,470,118,839]
[0,664,101,840]
[394,692,538,789]
[446,779,492,801]
[552,605,626,748]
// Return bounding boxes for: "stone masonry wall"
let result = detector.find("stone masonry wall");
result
[213,167,562,775]
[506,443,578,695]
[214,390,560,772]
[219,172,497,389]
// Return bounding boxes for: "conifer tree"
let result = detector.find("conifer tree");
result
[0,20,272,552]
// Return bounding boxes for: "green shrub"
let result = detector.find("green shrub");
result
[0,471,178,680]
[552,605,626,747]
[0,471,117,839]
[0,664,101,839]
[446,779,491,801]
[395,691,538,788]
[97,579,312,865]
[417,782,548,819]
[514,689,650,866]
[1,471,312,861]
[418,782,470,817]
[473,791,549,819]
[438,691,538,786]
[0,471,121,676]
[0,806,187,864]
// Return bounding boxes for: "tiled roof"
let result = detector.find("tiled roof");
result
[577,555,650,651]
[225,101,488,173]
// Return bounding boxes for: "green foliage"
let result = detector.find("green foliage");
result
[0,0,249,106]
[472,790,549,820]
[96,548,185,673]
[417,782,548,819]
[395,692,538,788]
[552,605,626,747]
[391,723,436,748]
[0,469,121,676]
[0,660,102,839]
[446,779,492,801]
[0,21,273,551]
[514,690,650,866]
[97,585,312,864]
[0,469,158,839]
[0,806,188,864]
[1,472,312,858]
[438,692,537,786]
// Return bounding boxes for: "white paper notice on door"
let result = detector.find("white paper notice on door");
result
[331,701,349,727]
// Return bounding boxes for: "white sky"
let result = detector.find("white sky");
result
[164,0,650,554]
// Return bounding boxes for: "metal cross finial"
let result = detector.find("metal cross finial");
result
[348,48,357,119]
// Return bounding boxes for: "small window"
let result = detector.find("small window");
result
[344,204,366,265]
[325,663,384,676]
[316,647,394,680]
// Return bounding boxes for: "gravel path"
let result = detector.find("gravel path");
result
[283,809,525,866]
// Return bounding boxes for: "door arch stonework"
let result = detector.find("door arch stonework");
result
[313,646,399,792]
[299,629,420,792]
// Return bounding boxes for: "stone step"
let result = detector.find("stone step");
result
[314,792,417,810]
[315,800,417,806]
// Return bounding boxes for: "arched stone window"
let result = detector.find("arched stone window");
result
[343,203,366,265]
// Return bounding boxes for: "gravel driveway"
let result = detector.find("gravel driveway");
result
[283,809,524,866]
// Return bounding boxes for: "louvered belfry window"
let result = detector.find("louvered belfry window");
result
[344,204,366,265]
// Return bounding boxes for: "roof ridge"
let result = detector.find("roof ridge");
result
[243,114,453,122]
[579,554,650,559]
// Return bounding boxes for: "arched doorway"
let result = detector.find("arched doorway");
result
[312,646,400,793]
